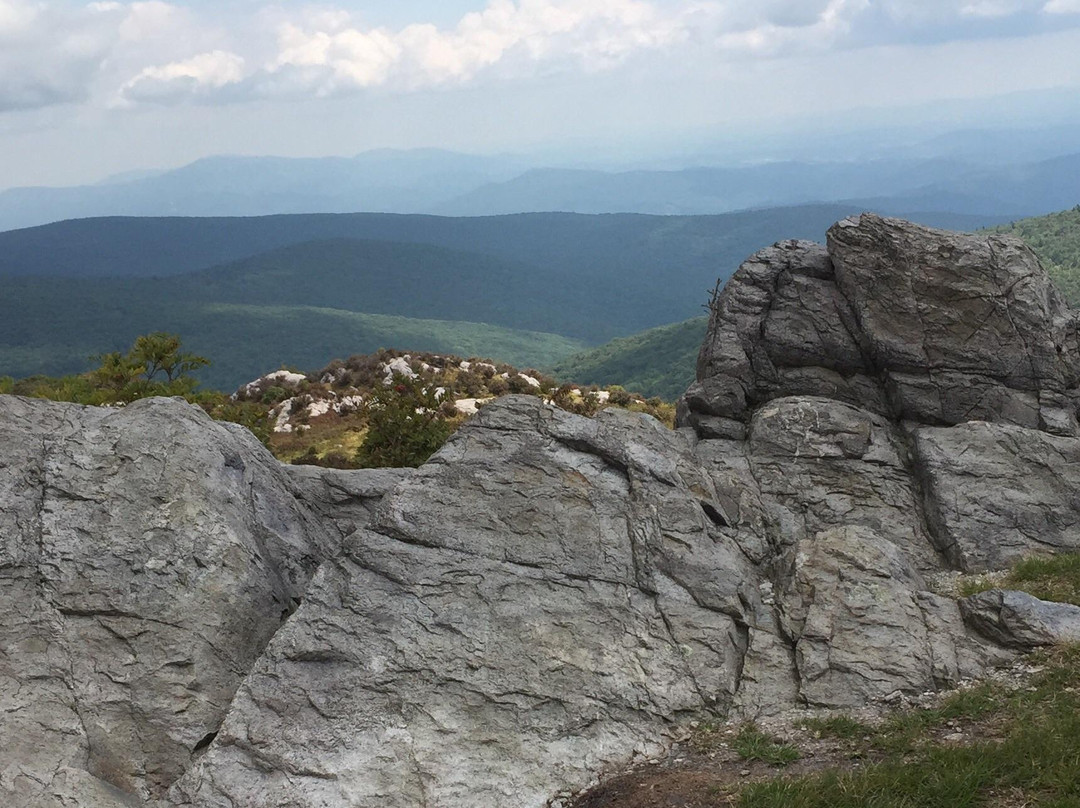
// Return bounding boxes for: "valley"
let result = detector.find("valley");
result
[0,205,1011,391]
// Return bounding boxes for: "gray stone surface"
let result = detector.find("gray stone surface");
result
[0,396,338,806]
[829,215,1080,433]
[961,589,1080,648]
[781,526,992,708]
[169,396,762,807]
[915,421,1080,571]
[746,396,942,571]
[284,464,414,538]
[682,214,1080,435]
[6,213,1080,808]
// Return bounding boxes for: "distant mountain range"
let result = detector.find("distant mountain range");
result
[0,150,529,232]
[429,159,976,216]
[0,205,1008,390]
[4,146,1080,232]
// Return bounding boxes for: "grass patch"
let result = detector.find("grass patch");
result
[732,724,801,767]
[801,715,871,741]
[271,420,369,467]
[959,553,1080,607]
[1010,554,1080,606]
[738,646,1080,808]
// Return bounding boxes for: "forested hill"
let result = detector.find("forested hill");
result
[0,205,1010,391]
[551,317,707,400]
[0,206,1006,280]
[991,206,1080,303]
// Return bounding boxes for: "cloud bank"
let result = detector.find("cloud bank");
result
[2,0,1079,112]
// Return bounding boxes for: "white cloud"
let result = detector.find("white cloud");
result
[120,50,245,103]
[1044,0,1080,12]
[0,0,209,112]
[961,0,1024,15]
[873,0,1045,21]
[3,0,1080,114]
[117,1,186,41]
[0,1,117,111]
[261,0,689,96]
[0,0,37,37]
[707,0,869,57]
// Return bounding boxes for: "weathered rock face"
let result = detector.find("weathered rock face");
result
[168,397,764,808]
[682,214,1080,569]
[0,396,407,807]
[4,213,1080,808]
[960,589,1080,649]
[915,422,1080,570]
[685,217,1080,435]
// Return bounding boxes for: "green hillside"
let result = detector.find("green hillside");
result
[989,206,1080,305]
[0,277,584,390]
[0,207,1008,341]
[551,316,707,400]
[171,238,598,340]
[0,207,1016,393]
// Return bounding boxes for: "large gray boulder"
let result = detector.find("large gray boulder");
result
[4,213,1080,807]
[169,396,761,807]
[915,421,1080,570]
[0,396,344,806]
[683,214,1080,436]
[681,213,1080,571]
[829,216,1080,434]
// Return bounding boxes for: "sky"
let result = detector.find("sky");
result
[3,0,1080,189]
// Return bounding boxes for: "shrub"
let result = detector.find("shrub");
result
[355,375,454,468]
[260,386,290,405]
[507,374,536,395]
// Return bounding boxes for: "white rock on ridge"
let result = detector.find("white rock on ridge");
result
[462,361,497,374]
[306,398,335,419]
[382,356,418,382]
[270,398,295,432]
[241,370,307,398]
[454,397,493,415]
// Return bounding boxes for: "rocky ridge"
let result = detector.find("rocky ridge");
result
[3,213,1080,808]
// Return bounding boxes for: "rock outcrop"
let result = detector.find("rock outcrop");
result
[681,214,1080,569]
[3,213,1080,808]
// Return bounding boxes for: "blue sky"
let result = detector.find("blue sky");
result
[2,0,1080,188]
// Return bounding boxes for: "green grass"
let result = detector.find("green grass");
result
[740,647,1080,808]
[959,553,1080,607]
[732,724,801,767]
[801,715,871,741]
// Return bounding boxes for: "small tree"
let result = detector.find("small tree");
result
[356,374,453,468]
[87,333,210,403]
[130,333,210,384]
[87,351,142,395]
